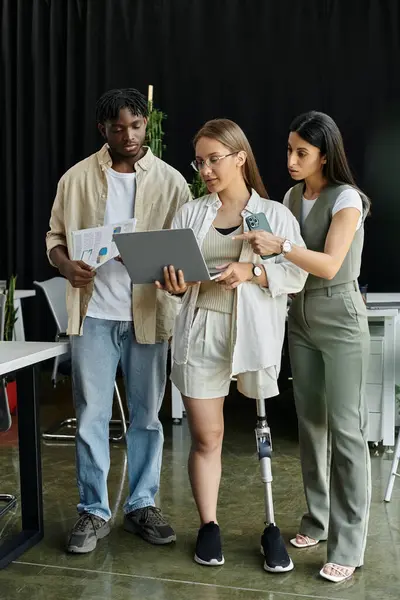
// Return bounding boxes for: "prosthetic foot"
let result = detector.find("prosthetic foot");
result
[256,398,294,573]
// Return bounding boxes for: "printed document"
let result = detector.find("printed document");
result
[71,219,136,269]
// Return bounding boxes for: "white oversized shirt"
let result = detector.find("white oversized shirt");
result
[171,190,308,375]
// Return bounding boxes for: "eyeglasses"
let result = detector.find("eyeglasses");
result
[190,152,237,172]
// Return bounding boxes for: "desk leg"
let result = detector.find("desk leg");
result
[13,299,25,342]
[0,366,43,569]
[382,316,396,447]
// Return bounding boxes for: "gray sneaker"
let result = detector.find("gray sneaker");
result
[67,513,110,553]
[124,506,176,545]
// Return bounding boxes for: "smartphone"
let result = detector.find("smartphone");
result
[209,270,226,280]
[245,212,278,260]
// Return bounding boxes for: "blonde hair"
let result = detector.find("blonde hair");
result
[193,119,268,198]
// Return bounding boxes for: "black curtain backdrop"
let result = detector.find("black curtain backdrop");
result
[1,0,400,340]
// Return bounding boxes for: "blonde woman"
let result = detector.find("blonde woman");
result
[156,119,307,571]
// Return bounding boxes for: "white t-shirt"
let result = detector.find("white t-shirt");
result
[86,168,136,321]
[283,187,363,230]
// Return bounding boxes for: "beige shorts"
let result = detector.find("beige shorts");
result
[171,308,279,400]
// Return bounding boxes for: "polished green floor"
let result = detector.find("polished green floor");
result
[1,377,400,599]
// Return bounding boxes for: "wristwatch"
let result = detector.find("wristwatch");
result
[252,264,263,279]
[281,239,293,256]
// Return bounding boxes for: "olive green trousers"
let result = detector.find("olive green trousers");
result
[288,281,371,567]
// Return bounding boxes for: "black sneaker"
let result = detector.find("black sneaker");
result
[261,524,294,573]
[194,522,225,566]
[124,506,176,545]
[67,513,110,553]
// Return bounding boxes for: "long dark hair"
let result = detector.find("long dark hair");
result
[290,111,370,215]
[194,119,268,199]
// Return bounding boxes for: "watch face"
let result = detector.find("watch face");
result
[254,265,262,277]
[283,240,292,253]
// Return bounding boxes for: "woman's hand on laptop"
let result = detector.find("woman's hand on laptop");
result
[155,266,198,295]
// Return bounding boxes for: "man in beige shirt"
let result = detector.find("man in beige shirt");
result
[46,88,191,554]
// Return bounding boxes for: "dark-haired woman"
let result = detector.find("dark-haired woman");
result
[237,111,370,583]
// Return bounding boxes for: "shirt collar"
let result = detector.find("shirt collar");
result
[205,188,261,213]
[205,193,221,207]
[97,144,155,171]
[242,189,261,215]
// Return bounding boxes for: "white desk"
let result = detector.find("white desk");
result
[368,293,400,396]
[366,307,398,446]
[0,341,69,569]
[368,293,400,304]
[366,293,400,445]
[0,341,68,376]
[13,290,36,342]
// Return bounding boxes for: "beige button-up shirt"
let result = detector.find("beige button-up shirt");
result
[46,145,191,342]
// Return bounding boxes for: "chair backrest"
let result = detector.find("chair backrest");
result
[33,277,68,334]
[0,293,5,341]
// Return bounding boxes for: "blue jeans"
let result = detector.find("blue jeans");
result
[70,317,168,521]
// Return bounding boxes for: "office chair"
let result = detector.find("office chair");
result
[34,277,127,442]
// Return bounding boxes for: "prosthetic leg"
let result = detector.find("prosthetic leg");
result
[256,398,294,573]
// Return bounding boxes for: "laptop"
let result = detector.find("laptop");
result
[113,228,222,285]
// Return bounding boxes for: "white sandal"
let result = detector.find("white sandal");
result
[289,534,319,548]
[319,563,355,583]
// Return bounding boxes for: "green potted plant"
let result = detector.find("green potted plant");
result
[145,85,167,159]
[3,275,18,341]
[189,170,208,198]
[145,84,207,198]
[1,275,18,414]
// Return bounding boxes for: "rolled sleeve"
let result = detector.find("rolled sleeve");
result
[261,208,308,297]
[263,260,307,297]
[156,288,183,337]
